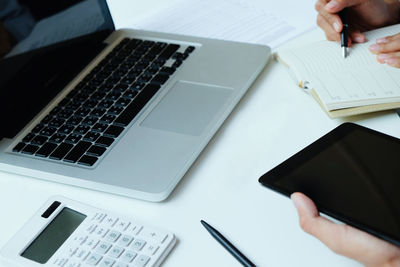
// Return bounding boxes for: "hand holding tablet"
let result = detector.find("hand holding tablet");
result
[259,123,400,247]
[291,192,400,267]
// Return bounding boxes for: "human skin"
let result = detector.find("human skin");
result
[291,192,400,267]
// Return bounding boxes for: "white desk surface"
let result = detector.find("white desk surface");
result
[1,1,400,267]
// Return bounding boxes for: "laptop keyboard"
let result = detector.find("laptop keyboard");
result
[12,38,195,166]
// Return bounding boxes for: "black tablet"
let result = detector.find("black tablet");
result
[259,122,400,247]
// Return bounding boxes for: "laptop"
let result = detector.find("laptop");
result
[0,0,270,201]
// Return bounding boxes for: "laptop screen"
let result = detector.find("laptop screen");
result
[2,0,114,58]
[0,0,115,139]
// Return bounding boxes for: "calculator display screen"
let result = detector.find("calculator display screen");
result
[21,208,86,263]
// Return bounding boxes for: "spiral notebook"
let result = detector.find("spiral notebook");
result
[276,24,400,118]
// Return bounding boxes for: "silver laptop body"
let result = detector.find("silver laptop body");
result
[0,3,270,201]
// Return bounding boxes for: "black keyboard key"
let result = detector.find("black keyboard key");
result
[115,98,130,107]
[13,142,26,152]
[32,124,45,134]
[99,99,114,109]
[49,143,74,160]
[48,118,66,128]
[74,125,90,135]
[65,101,81,111]
[159,44,180,59]
[22,133,36,143]
[31,135,48,146]
[63,141,91,163]
[82,116,98,126]
[36,142,57,157]
[90,108,107,118]
[137,73,153,83]
[114,84,161,126]
[40,115,53,125]
[21,144,40,155]
[96,136,114,147]
[122,89,138,100]
[159,67,176,75]
[172,60,182,68]
[59,125,75,135]
[49,133,66,143]
[92,123,108,133]
[131,82,145,91]
[83,99,98,109]
[104,125,124,138]
[40,127,57,137]
[106,91,121,101]
[66,116,83,126]
[83,132,100,142]
[50,106,62,116]
[65,133,82,144]
[185,46,195,53]
[76,107,91,117]
[57,109,74,119]
[120,77,136,85]
[92,91,107,101]
[107,106,124,116]
[78,155,98,166]
[99,114,116,124]
[150,74,169,85]
[87,145,106,157]
[172,52,187,60]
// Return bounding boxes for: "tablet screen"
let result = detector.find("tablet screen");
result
[259,123,400,246]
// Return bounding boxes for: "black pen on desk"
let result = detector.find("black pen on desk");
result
[201,220,256,267]
[339,8,349,58]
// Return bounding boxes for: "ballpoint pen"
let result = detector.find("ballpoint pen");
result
[339,8,349,58]
[201,220,256,267]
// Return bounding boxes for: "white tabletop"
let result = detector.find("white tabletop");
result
[1,1,400,267]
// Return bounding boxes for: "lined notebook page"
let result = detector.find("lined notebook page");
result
[278,24,400,110]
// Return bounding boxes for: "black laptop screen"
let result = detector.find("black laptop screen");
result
[0,0,115,139]
[2,0,114,58]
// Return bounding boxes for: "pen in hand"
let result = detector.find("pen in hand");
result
[201,220,256,267]
[339,8,349,58]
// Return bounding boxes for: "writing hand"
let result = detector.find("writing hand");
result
[315,0,400,46]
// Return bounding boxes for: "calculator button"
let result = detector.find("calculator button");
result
[92,213,106,223]
[53,258,68,266]
[114,220,130,232]
[67,246,79,257]
[84,237,100,250]
[125,223,141,235]
[95,241,112,254]
[85,253,102,265]
[131,239,146,251]
[74,248,90,260]
[94,227,109,238]
[132,254,150,267]
[114,262,129,267]
[138,228,167,243]
[105,230,121,243]
[74,235,88,245]
[108,245,124,258]
[120,250,137,263]
[102,215,118,228]
[99,257,115,267]
[117,234,134,247]
[143,243,159,256]
[85,224,97,234]
[66,261,81,267]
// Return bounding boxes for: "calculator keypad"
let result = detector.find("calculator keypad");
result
[52,212,174,267]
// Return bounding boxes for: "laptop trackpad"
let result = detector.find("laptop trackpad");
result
[141,81,233,136]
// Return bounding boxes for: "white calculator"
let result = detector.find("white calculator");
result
[0,196,176,267]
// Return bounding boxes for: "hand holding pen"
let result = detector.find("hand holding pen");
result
[314,0,400,47]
